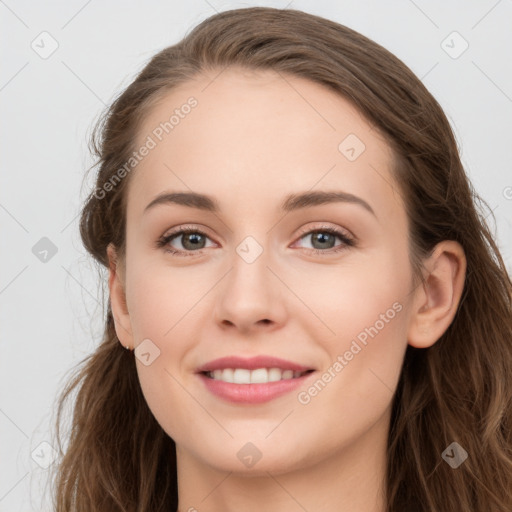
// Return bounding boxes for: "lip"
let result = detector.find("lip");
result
[196,355,313,373]
[197,371,316,404]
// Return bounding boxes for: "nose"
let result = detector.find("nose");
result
[213,241,287,334]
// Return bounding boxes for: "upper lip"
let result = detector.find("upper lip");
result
[196,356,314,373]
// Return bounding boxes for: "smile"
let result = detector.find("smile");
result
[203,368,314,384]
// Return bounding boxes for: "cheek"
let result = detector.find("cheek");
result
[304,247,410,339]
[125,257,204,343]
[303,250,411,399]
[291,284,408,456]
[125,263,204,438]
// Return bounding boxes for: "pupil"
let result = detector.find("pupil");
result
[313,232,333,249]
[184,233,204,249]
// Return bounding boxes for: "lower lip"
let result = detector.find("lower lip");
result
[198,372,314,404]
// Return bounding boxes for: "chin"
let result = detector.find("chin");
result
[189,438,312,476]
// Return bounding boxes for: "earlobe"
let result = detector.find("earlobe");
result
[107,243,134,349]
[407,241,467,349]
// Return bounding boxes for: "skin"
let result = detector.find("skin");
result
[107,67,466,512]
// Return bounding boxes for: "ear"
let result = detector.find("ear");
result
[407,240,466,349]
[107,243,134,349]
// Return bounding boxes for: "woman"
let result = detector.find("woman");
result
[49,6,512,511]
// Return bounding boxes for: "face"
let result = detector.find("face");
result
[111,67,420,475]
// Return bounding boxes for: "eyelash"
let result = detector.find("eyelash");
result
[156,224,356,258]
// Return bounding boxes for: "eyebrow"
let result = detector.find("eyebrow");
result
[143,190,376,217]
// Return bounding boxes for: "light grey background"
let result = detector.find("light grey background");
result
[1,1,511,510]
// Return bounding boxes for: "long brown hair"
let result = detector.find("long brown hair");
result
[48,7,512,511]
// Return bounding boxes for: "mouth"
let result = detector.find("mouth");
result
[202,368,315,384]
[196,356,316,404]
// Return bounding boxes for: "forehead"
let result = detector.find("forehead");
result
[127,67,403,221]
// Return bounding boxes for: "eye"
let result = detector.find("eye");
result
[156,225,214,256]
[293,225,355,255]
[156,224,356,257]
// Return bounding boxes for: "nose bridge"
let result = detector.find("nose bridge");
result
[225,205,288,285]
[235,233,267,266]
[213,230,284,328]
[223,204,275,272]
[229,232,273,295]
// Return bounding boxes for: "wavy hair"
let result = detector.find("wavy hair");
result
[48,7,512,511]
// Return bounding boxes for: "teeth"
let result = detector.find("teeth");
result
[207,367,307,384]
[233,369,251,384]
